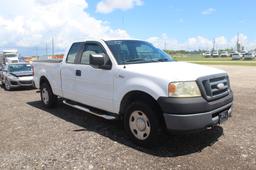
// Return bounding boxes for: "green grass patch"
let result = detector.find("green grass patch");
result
[173,55,256,66]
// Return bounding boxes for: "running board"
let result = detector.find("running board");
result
[63,100,117,120]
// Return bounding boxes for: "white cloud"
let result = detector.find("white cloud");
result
[0,0,129,50]
[96,0,143,14]
[202,8,216,15]
[147,34,256,51]
[147,34,212,50]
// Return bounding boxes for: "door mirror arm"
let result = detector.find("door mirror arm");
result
[99,65,112,70]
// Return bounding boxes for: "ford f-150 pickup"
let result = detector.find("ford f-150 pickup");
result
[33,39,233,146]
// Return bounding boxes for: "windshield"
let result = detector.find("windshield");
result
[8,64,32,73]
[4,54,18,58]
[106,40,174,64]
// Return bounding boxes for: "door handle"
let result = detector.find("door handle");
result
[76,70,81,76]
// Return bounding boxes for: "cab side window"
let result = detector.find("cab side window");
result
[66,43,81,64]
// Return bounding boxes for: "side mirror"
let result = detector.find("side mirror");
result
[89,54,105,67]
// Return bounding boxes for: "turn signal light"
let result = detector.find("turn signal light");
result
[168,83,176,94]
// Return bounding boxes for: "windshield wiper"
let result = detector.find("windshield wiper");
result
[150,58,170,62]
[124,58,146,63]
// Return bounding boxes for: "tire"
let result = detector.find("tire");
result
[0,79,4,87]
[4,79,12,91]
[40,83,57,108]
[124,101,163,147]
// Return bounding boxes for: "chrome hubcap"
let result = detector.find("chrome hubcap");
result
[5,80,10,90]
[129,111,151,140]
[42,88,49,104]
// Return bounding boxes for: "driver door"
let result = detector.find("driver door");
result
[74,42,114,112]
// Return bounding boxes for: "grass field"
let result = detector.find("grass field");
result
[173,55,256,66]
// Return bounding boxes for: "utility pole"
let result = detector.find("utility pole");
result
[45,42,48,58]
[212,38,216,52]
[236,33,240,52]
[52,37,54,57]
[35,47,38,57]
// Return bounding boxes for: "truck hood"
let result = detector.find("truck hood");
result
[122,61,226,81]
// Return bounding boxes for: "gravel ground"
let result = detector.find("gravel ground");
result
[0,65,255,170]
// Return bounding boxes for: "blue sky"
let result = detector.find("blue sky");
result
[0,0,256,56]
[88,0,256,40]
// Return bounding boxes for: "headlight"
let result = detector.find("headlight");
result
[168,81,201,97]
[8,74,18,80]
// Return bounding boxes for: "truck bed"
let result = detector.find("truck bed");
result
[33,61,62,96]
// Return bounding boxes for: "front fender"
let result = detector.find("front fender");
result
[113,77,167,113]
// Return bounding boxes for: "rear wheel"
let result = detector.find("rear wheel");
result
[40,83,57,108]
[124,101,162,147]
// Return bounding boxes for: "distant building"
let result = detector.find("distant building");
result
[48,54,64,60]
[23,56,39,63]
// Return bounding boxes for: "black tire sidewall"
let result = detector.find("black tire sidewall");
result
[40,83,57,108]
[124,101,161,146]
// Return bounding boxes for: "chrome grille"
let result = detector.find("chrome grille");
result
[197,74,230,101]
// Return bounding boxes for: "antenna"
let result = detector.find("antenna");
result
[122,16,124,27]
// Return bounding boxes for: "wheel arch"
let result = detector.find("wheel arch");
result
[120,90,166,131]
[120,90,164,116]
[39,76,51,89]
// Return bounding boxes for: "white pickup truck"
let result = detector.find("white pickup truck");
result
[33,39,233,146]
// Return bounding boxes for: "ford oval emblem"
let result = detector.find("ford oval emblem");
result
[217,83,225,90]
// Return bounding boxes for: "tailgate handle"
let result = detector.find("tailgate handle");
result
[76,70,81,76]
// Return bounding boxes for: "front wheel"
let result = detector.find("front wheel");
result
[124,101,162,147]
[40,83,57,108]
[4,79,11,91]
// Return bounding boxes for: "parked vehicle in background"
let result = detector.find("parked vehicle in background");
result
[212,50,219,57]
[0,63,34,90]
[243,51,255,60]
[0,64,4,83]
[33,39,233,146]
[232,52,243,60]
[220,51,230,57]
[240,50,248,58]
[203,51,211,58]
[0,50,19,65]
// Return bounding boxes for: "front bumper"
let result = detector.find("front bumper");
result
[9,79,34,88]
[158,92,233,131]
